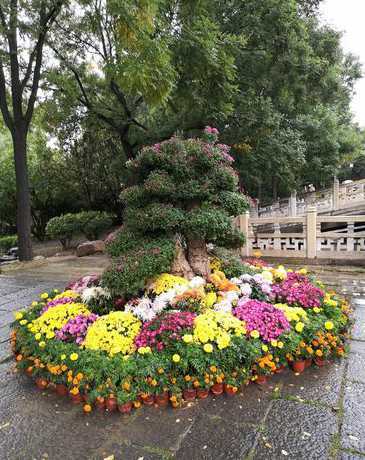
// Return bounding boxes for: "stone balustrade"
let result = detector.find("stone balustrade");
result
[237,208,365,260]
[255,177,365,218]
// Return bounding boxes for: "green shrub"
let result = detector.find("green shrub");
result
[46,214,80,249]
[210,247,255,279]
[0,235,18,254]
[103,231,175,297]
[46,211,113,249]
[77,211,113,240]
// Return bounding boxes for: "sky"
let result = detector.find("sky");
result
[320,0,365,127]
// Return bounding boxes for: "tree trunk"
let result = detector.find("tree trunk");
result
[170,237,194,279]
[187,238,210,278]
[12,128,33,261]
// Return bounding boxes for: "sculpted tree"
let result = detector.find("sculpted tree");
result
[103,128,248,297]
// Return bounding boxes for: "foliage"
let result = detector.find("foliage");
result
[76,211,113,240]
[46,214,80,249]
[46,211,113,248]
[0,235,18,254]
[103,233,176,298]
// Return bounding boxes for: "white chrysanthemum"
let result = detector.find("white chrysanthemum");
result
[81,286,111,303]
[240,283,252,297]
[240,274,253,283]
[214,300,232,313]
[221,290,239,304]
[230,277,242,285]
[189,276,206,289]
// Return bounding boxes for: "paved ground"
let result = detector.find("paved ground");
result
[0,261,364,460]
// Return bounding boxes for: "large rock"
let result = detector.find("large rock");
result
[76,240,105,257]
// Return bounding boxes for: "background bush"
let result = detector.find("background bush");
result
[77,211,113,240]
[46,211,114,249]
[46,214,80,249]
[0,235,18,254]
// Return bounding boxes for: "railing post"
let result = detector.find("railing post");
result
[333,176,340,210]
[239,211,250,257]
[289,190,297,217]
[306,206,317,259]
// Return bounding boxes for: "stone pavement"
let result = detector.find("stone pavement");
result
[0,263,364,460]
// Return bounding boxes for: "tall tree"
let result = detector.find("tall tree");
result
[0,0,64,259]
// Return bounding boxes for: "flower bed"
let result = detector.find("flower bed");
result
[11,261,352,414]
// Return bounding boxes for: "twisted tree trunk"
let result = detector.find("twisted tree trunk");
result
[187,238,210,278]
[170,237,194,279]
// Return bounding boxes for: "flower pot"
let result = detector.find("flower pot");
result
[292,360,306,373]
[55,384,68,396]
[70,393,83,404]
[141,394,155,406]
[224,384,238,396]
[155,392,169,407]
[275,364,286,374]
[118,401,133,414]
[95,399,105,411]
[304,358,312,369]
[197,388,210,399]
[35,378,48,390]
[183,388,196,401]
[314,358,328,367]
[25,367,33,377]
[211,383,224,396]
[106,397,117,412]
[255,375,267,385]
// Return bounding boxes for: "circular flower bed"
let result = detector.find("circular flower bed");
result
[11,261,352,413]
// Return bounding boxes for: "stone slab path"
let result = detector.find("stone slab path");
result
[0,262,364,460]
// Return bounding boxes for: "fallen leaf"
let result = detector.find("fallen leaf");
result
[0,423,10,430]
[265,443,272,449]
[282,449,289,456]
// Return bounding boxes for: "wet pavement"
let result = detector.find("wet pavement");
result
[0,264,364,460]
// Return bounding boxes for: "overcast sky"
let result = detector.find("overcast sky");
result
[320,0,365,126]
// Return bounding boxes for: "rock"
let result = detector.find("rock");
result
[104,226,123,244]
[76,240,105,257]
[33,255,45,261]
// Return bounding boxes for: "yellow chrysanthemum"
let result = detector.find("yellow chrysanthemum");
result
[84,311,141,356]
[203,343,213,353]
[172,354,181,363]
[193,310,245,350]
[151,273,188,294]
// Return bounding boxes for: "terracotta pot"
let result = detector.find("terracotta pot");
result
[275,364,286,374]
[224,384,238,396]
[197,388,210,399]
[141,394,155,406]
[292,360,306,373]
[118,401,133,414]
[314,358,328,367]
[95,399,105,411]
[304,358,312,369]
[70,393,83,404]
[211,383,224,396]
[255,375,267,385]
[106,397,117,412]
[25,367,33,377]
[183,388,196,401]
[55,384,68,396]
[155,392,169,407]
[35,378,48,390]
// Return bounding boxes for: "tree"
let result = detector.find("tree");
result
[0,0,64,259]
[103,128,248,298]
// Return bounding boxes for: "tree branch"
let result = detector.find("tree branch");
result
[0,58,13,130]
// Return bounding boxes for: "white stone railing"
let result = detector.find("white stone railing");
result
[255,178,365,218]
[237,209,365,259]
